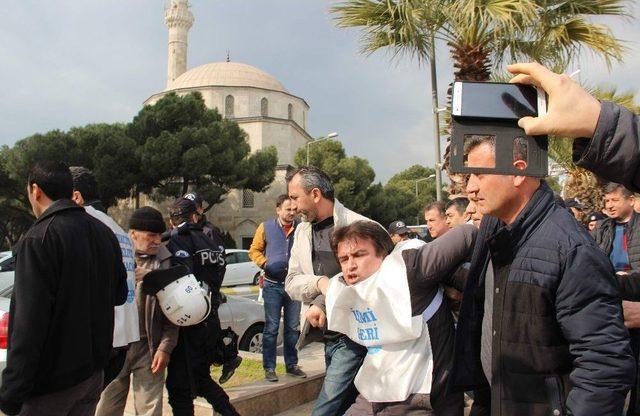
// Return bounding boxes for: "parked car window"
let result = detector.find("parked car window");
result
[0,257,15,272]
[237,252,251,263]
[225,252,237,265]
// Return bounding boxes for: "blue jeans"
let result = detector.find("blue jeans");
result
[313,335,367,416]
[262,280,301,370]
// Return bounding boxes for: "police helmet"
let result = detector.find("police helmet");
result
[142,265,211,326]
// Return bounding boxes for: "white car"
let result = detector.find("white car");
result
[0,296,8,378]
[0,252,14,294]
[223,249,262,287]
[0,270,279,386]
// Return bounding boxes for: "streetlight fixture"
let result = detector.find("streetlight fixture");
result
[415,174,436,225]
[307,132,338,166]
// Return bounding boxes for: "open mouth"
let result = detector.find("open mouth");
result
[345,274,358,283]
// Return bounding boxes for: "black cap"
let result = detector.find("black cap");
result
[129,207,166,233]
[183,192,203,207]
[587,211,607,222]
[170,197,197,218]
[564,198,584,210]
[388,220,410,235]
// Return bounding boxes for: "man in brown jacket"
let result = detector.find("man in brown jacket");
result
[95,207,179,416]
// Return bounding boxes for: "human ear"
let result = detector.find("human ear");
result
[71,190,84,205]
[513,160,528,187]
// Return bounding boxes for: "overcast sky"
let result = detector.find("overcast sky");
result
[1,1,638,182]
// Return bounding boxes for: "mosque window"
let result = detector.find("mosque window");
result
[288,103,293,120]
[261,97,269,117]
[225,95,235,118]
[242,189,254,208]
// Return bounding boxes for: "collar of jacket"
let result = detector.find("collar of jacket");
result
[276,218,298,236]
[601,210,639,230]
[35,199,84,225]
[486,181,555,254]
[174,222,204,235]
[332,199,350,228]
[156,244,172,264]
[87,200,107,213]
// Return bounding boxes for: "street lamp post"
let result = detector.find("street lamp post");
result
[415,174,436,225]
[307,132,338,166]
[429,33,443,202]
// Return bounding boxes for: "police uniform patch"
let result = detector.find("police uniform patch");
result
[175,250,190,258]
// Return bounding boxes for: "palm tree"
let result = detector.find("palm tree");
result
[332,0,447,199]
[551,86,639,213]
[331,0,631,192]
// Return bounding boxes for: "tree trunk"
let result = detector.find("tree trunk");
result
[443,43,492,195]
[134,187,140,210]
[181,178,189,195]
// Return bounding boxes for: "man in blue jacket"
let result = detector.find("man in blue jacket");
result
[249,194,305,382]
[450,136,634,416]
[0,161,127,416]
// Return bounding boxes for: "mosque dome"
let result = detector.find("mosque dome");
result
[167,61,288,93]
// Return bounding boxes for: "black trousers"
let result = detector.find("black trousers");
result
[102,346,128,390]
[166,323,240,416]
[627,330,640,416]
[209,306,239,365]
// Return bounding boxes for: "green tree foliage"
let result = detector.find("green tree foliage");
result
[384,165,440,225]
[545,176,562,195]
[0,92,278,249]
[294,140,376,215]
[332,0,629,80]
[128,92,278,207]
[0,147,33,249]
[2,124,139,206]
[332,0,631,193]
[0,125,140,248]
[69,124,140,207]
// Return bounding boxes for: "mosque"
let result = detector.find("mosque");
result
[144,0,312,248]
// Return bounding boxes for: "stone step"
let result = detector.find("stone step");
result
[124,344,326,415]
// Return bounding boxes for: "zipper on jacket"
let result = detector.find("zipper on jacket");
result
[544,375,565,416]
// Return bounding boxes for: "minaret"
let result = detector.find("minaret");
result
[164,0,194,88]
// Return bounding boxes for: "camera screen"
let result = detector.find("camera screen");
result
[461,82,538,120]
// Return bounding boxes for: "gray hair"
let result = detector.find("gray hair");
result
[286,166,335,202]
[604,182,633,198]
[424,200,446,216]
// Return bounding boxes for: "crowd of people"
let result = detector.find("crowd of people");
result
[0,61,639,416]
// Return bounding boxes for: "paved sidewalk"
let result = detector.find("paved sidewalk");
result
[123,342,325,415]
[274,401,314,415]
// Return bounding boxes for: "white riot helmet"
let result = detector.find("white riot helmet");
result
[142,265,212,326]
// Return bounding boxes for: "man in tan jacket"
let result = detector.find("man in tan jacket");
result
[249,194,306,382]
[285,166,383,416]
[96,207,179,416]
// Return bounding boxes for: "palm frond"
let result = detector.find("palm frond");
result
[331,0,438,61]
[550,85,637,206]
[443,0,538,47]
[540,0,631,18]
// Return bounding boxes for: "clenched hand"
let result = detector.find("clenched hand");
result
[306,305,326,328]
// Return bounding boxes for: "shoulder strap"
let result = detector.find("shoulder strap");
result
[422,286,444,322]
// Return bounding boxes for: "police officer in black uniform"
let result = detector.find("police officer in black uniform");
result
[183,192,242,384]
[164,197,241,416]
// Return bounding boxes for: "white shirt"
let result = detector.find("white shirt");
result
[85,206,140,348]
